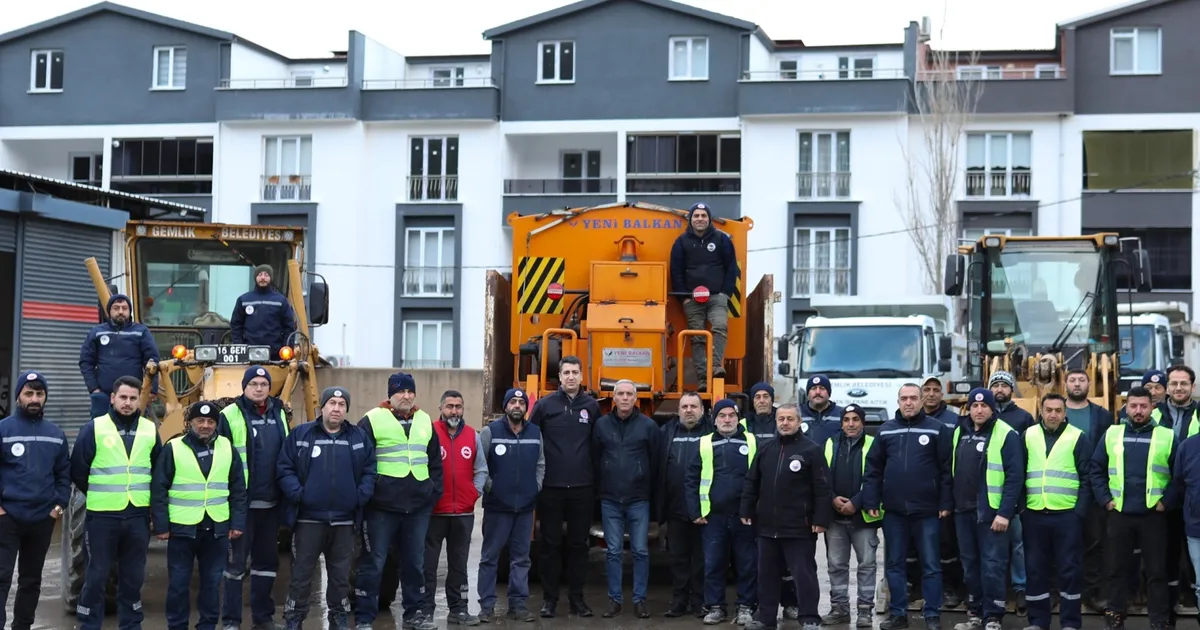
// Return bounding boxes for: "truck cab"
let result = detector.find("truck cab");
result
[1117,313,1173,394]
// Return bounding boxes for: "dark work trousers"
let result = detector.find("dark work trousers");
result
[1083,509,1107,602]
[283,522,356,625]
[756,536,819,625]
[537,485,593,605]
[77,514,150,630]
[1106,510,1169,624]
[1167,509,1187,621]
[667,518,705,610]
[166,529,228,630]
[477,510,535,612]
[954,513,1009,621]
[423,514,475,615]
[1023,510,1083,630]
[0,514,55,630]
[356,507,432,625]
[221,507,281,626]
[702,514,757,609]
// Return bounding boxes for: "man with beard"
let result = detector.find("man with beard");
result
[70,375,163,630]
[670,202,740,387]
[152,401,247,630]
[800,375,845,448]
[78,293,159,418]
[424,390,487,625]
[355,372,443,630]
[918,377,965,609]
[1152,365,1200,624]
[477,389,544,623]
[1064,368,1117,611]
[987,371,1031,615]
[230,264,297,359]
[657,391,712,618]
[0,371,70,630]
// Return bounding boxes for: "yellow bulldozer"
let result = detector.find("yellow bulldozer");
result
[62,220,329,613]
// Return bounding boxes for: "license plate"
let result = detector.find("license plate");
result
[215,344,249,364]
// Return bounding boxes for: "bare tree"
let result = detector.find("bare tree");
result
[897,43,984,294]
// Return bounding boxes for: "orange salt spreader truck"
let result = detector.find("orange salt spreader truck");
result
[482,201,778,555]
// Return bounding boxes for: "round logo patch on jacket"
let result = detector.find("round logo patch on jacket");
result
[739,445,749,455]
[976,441,985,453]
[100,336,110,346]
[495,444,507,456]
[11,443,24,457]
[461,446,473,459]
[919,435,930,446]
[311,445,322,458]
[706,242,716,252]
[246,305,255,314]
[789,459,802,472]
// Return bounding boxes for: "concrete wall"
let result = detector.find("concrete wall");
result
[289,367,488,428]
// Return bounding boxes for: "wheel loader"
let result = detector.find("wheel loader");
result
[482,201,778,570]
[62,220,330,614]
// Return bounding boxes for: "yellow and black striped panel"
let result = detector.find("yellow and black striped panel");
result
[727,276,742,318]
[517,256,567,315]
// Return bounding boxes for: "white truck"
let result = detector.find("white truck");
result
[775,295,966,425]
[1117,300,1200,393]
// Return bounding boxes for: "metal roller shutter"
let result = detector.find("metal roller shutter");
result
[16,218,113,442]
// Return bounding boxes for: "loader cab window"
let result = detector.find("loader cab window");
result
[135,238,294,327]
[1119,325,1156,377]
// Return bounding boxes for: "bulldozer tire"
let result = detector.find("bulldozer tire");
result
[61,487,117,615]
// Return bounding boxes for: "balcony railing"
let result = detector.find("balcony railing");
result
[796,172,852,199]
[793,269,852,298]
[401,359,454,369]
[408,175,459,202]
[920,66,1065,81]
[965,170,1032,197]
[741,68,906,81]
[625,175,741,194]
[261,175,312,202]
[219,77,349,89]
[402,266,455,297]
[503,178,618,195]
[362,77,496,90]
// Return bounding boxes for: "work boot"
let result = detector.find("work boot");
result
[356,624,372,630]
[926,617,942,630]
[856,605,874,628]
[983,620,1002,630]
[569,598,593,617]
[881,615,910,630]
[253,622,286,630]
[1023,625,1047,630]
[704,607,727,625]
[447,610,480,626]
[821,605,850,625]
[664,601,689,618]
[507,606,536,622]
[803,624,822,630]
[328,611,351,630]
[634,601,650,619]
[784,606,801,620]
[403,612,436,630]
[1104,611,1125,630]
[478,608,495,623]
[943,589,963,608]
[282,617,302,630]
[1015,590,1027,616]
[954,616,982,630]
[602,599,621,618]
[736,605,755,626]
[540,599,556,618]
[747,622,775,630]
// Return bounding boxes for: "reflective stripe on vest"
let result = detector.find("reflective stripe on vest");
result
[952,420,1014,511]
[167,436,233,524]
[87,415,156,511]
[698,432,756,518]
[1105,423,1174,512]
[366,407,433,479]
[1024,424,1083,510]
[823,435,884,523]
[221,403,288,485]
[1151,407,1200,438]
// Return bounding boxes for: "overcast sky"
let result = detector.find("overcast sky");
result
[2,0,1120,59]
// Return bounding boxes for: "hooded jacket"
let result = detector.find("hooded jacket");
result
[230,284,296,352]
[216,395,288,507]
[277,418,376,527]
[669,221,740,297]
[863,410,953,518]
[0,408,71,524]
[657,414,713,523]
[70,408,165,519]
[592,407,661,505]
[996,400,1035,433]
[686,423,752,520]
[359,401,444,514]
[825,431,881,529]
[150,430,247,537]
[78,295,160,395]
[740,429,833,538]
[951,417,1025,522]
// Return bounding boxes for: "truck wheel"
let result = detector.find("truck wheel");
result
[61,487,117,614]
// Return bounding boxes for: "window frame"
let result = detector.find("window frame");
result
[402,319,454,368]
[964,131,1033,199]
[1034,64,1061,79]
[291,72,314,87]
[668,36,709,81]
[1110,27,1162,76]
[152,45,187,90]
[409,136,460,202]
[431,66,466,88]
[796,130,852,199]
[29,49,64,93]
[792,226,853,298]
[837,55,875,79]
[536,40,575,84]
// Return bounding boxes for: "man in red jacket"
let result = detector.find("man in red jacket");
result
[423,390,488,625]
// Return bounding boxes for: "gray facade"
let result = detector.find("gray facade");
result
[740,79,911,117]
[1080,191,1192,228]
[957,200,1038,232]
[394,204,463,368]
[786,201,860,329]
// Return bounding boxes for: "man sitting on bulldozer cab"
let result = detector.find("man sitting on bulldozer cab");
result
[230,264,296,358]
[670,202,740,389]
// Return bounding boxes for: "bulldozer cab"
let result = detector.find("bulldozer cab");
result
[87,221,329,441]
[943,233,1152,417]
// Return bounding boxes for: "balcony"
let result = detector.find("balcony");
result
[918,67,1072,115]
[796,172,852,200]
[964,170,1031,198]
[407,175,458,202]
[793,268,852,298]
[738,69,910,116]
[361,78,499,121]
[504,178,618,195]
[502,133,621,216]
[402,266,455,297]
[215,78,358,121]
[260,175,312,202]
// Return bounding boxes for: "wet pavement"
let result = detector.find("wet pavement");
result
[14,513,1116,629]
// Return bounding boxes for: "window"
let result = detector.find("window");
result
[625,133,740,193]
[965,132,1032,197]
[432,67,465,87]
[956,65,1002,80]
[1082,130,1192,190]
[838,56,873,79]
[797,131,851,199]
[561,150,602,193]
[793,227,851,297]
[538,41,574,83]
[779,60,798,80]
[153,46,186,89]
[110,138,214,195]
[409,136,459,201]
[29,50,64,92]
[1111,27,1161,75]
[669,37,708,80]
[403,227,455,296]
[1094,227,1191,291]
[291,72,314,87]
[403,320,453,368]
[962,226,1033,241]
[1035,64,1061,79]
[262,136,313,201]
[69,153,103,186]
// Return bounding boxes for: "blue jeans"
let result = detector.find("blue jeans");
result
[477,510,534,611]
[882,513,942,619]
[600,500,650,604]
[221,507,280,626]
[701,513,757,608]
[167,530,228,630]
[355,507,432,623]
[1009,513,1026,591]
[1187,536,1200,605]
[955,512,1010,621]
[77,514,150,630]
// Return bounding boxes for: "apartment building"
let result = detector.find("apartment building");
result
[0,0,1195,370]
